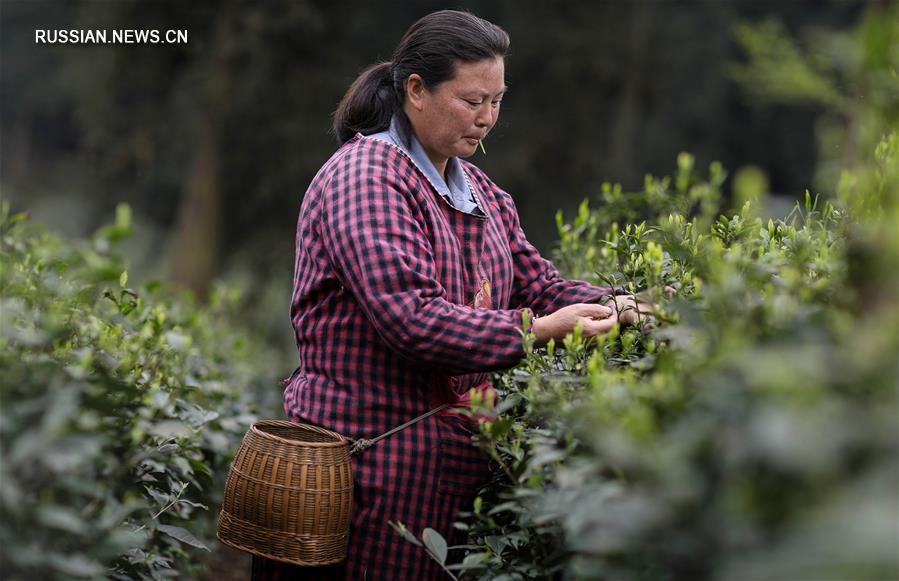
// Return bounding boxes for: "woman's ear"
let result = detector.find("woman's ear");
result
[405,74,426,111]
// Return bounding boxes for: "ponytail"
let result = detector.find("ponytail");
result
[332,61,398,144]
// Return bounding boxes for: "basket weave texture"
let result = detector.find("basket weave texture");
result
[217,420,353,566]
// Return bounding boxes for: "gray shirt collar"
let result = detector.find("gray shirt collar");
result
[366,116,484,217]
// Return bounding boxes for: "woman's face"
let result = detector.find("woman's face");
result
[404,57,506,172]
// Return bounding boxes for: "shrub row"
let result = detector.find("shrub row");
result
[419,135,897,580]
[0,205,271,580]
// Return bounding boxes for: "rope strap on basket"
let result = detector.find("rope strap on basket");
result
[346,402,452,456]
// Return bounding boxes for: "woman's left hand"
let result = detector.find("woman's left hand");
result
[607,294,657,327]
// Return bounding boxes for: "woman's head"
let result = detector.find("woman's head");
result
[403,56,506,170]
[332,10,510,150]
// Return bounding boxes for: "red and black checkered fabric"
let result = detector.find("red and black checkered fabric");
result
[255,135,613,580]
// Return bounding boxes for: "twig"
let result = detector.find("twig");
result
[134,482,188,533]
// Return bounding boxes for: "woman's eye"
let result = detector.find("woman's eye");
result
[491,100,502,108]
[465,100,482,107]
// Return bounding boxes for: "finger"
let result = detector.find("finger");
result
[585,315,619,335]
[620,305,656,325]
[580,303,613,319]
[624,302,654,315]
[594,316,620,333]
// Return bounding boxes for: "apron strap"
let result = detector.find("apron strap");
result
[347,402,453,456]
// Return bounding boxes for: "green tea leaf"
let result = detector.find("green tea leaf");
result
[422,527,448,565]
[156,524,209,551]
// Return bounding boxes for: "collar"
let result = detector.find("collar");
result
[366,116,485,217]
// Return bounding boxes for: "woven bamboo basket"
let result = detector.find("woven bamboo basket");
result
[217,420,353,566]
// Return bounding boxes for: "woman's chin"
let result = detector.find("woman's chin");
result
[457,142,479,158]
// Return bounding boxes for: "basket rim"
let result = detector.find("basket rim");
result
[250,419,350,448]
[217,528,347,567]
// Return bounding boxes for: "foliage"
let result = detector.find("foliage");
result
[439,125,897,579]
[730,3,899,191]
[552,151,725,288]
[0,204,267,579]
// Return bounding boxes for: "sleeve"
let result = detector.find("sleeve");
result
[317,148,532,375]
[493,181,615,314]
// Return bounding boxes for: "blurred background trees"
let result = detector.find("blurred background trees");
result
[2,1,866,302]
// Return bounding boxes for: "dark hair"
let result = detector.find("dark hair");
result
[332,10,510,145]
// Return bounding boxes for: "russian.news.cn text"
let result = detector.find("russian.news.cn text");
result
[35,29,188,45]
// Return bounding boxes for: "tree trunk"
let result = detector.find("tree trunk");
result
[608,3,654,184]
[169,108,223,299]
[168,11,232,300]
[5,119,32,187]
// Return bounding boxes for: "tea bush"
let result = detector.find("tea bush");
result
[433,130,897,580]
[0,205,268,579]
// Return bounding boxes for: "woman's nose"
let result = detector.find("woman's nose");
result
[475,103,495,128]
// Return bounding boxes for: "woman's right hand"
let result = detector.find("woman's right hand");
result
[531,303,617,346]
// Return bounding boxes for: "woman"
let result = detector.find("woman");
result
[254,9,647,580]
